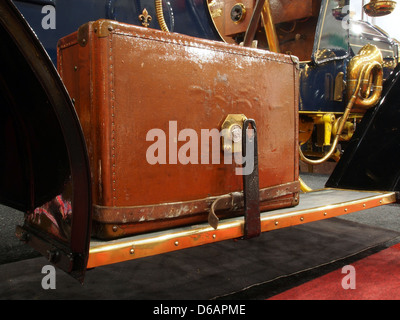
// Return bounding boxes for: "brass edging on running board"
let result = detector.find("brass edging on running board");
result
[87,190,397,268]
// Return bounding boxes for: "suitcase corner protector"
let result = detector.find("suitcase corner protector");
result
[78,19,117,46]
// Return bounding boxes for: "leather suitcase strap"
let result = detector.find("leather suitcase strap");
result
[242,119,260,239]
[92,180,300,224]
[209,119,260,238]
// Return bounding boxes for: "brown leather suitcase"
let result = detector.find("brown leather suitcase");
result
[57,19,300,239]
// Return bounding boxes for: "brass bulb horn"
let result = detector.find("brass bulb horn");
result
[299,44,383,166]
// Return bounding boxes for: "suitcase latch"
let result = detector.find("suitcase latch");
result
[221,114,248,154]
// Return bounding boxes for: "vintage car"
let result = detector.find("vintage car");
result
[1,0,400,282]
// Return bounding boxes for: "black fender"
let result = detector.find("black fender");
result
[326,64,400,192]
[0,0,91,282]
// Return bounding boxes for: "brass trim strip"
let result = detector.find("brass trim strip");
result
[206,0,226,42]
[88,189,396,268]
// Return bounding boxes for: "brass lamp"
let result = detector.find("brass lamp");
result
[363,0,396,17]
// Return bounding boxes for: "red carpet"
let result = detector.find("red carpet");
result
[268,243,400,300]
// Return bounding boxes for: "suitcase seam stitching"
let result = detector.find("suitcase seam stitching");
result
[109,34,117,205]
[111,30,294,66]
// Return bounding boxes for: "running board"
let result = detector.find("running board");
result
[88,189,396,269]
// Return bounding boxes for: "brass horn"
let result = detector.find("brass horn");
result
[347,43,383,110]
[363,0,396,17]
[299,44,384,166]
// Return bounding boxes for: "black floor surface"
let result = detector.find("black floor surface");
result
[1,173,400,300]
[1,217,399,300]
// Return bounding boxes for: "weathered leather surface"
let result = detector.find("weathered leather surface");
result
[58,20,299,238]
